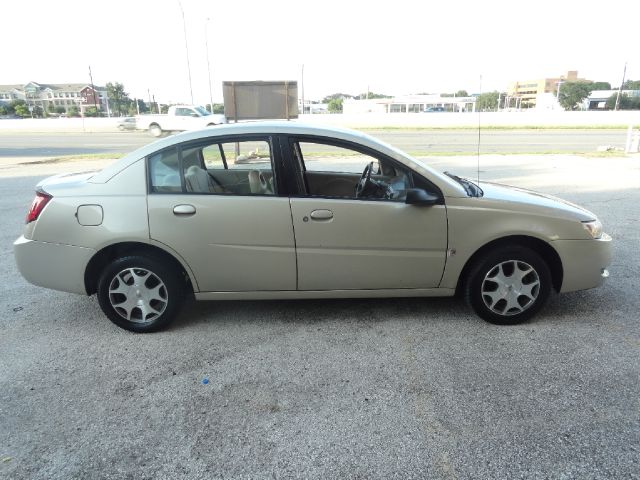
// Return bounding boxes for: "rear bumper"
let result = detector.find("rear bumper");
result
[14,236,95,295]
[553,234,613,293]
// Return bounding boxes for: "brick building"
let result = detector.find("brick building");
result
[506,71,587,109]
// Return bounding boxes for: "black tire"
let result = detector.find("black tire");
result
[97,255,184,333]
[465,246,551,325]
[149,124,163,137]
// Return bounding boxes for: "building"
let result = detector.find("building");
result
[586,89,640,110]
[343,94,476,114]
[506,71,587,109]
[0,81,108,115]
[298,99,328,114]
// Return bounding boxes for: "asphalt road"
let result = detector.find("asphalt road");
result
[1,154,639,479]
[0,128,631,157]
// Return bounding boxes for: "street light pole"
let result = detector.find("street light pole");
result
[205,18,214,112]
[177,0,194,104]
[556,79,565,109]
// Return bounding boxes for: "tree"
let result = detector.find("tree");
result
[14,103,30,117]
[322,93,353,103]
[5,99,26,116]
[55,106,66,114]
[558,81,592,110]
[476,91,500,111]
[85,106,100,117]
[591,81,611,90]
[441,90,469,97]
[137,99,149,114]
[356,92,391,100]
[622,79,640,90]
[605,93,640,110]
[327,98,343,113]
[106,82,130,116]
[67,105,80,117]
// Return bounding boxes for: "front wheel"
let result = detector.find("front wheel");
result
[465,246,552,325]
[97,255,184,332]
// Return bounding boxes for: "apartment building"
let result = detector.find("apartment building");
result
[0,81,107,114]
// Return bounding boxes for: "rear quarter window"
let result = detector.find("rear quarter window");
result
[149,148,181,193]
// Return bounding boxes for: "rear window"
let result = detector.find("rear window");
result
[148,148,180,192]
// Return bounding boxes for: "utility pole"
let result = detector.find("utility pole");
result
[177,0,194,104]
[615,62,627,111]
[205,18,214,112]
[88,65,98,111]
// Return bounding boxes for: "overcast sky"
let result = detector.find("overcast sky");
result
[3,0,638,104]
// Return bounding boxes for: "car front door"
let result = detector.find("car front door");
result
[287,138,448,291]
[146,136,296,292]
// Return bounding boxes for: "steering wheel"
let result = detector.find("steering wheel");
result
[355,161,374,197]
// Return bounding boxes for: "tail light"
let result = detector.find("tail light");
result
[26,192,52,223]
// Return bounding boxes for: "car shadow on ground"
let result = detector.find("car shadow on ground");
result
[172,296,470,332]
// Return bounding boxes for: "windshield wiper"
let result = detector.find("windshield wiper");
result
[444,171,483,197]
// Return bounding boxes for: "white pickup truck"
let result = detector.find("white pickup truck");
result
[136,105,227,137]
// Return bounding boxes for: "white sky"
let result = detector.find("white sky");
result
[2,0,638,104]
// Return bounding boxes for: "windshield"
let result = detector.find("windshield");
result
[194,106,210,116]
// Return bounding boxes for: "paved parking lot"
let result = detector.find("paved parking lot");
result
[1,153,639,479]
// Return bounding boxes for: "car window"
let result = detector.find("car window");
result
[294,141,411,201]
[299,142,380,174]
[204,141,272,171]
[182,139,276,196]
[149,148,181,193]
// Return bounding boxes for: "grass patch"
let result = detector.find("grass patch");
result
[408,150,628,157]
[19,153,125,165]
[355,125,635,132]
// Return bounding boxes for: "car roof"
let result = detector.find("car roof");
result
[89,121,465,196]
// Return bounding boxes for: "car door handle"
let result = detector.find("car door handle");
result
[309,209,334,221]
[173,204,196,215]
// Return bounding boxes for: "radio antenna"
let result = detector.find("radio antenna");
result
[477,74,482,186]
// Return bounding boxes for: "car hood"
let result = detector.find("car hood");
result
[478,181,596,221]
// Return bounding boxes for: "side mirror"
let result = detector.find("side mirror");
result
[405,188,439,206]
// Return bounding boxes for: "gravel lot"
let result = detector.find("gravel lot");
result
[1,153,639,479]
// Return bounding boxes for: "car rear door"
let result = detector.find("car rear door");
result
[146,135,296,292]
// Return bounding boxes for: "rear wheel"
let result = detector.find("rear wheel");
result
[97,255,184,332]
[465,246,551,325]
[149,124,163,137]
